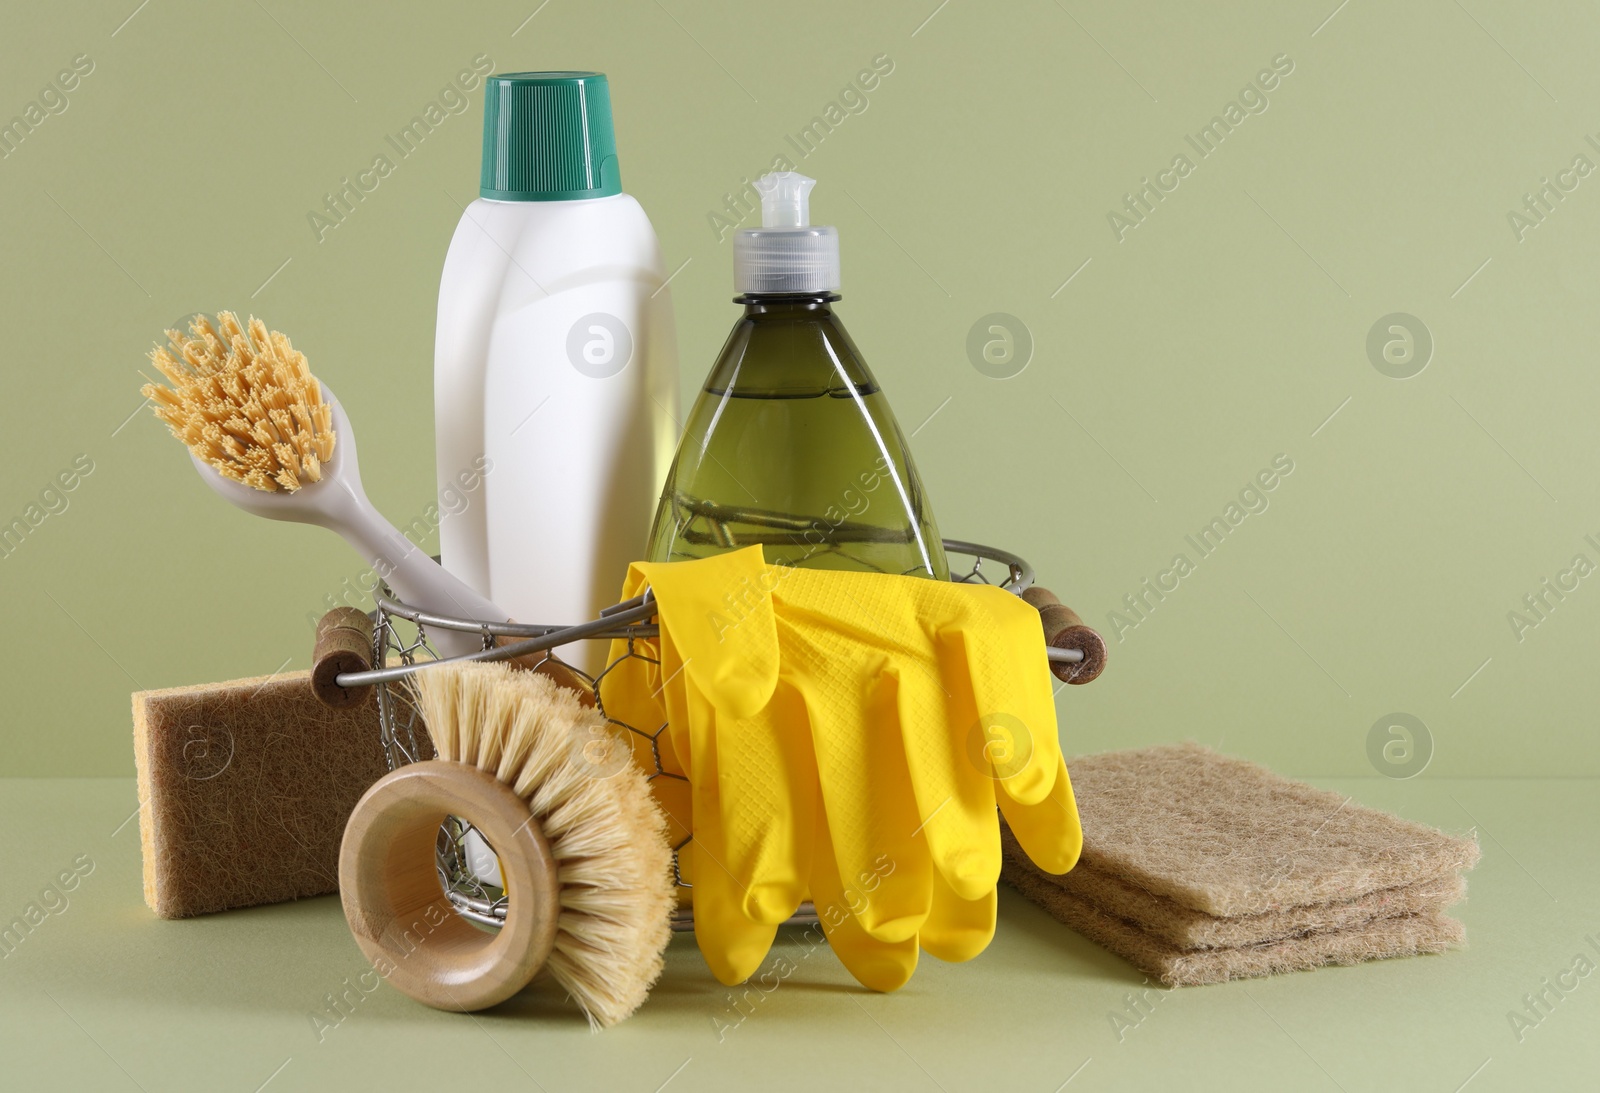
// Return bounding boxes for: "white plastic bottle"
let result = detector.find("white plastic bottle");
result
[435,72,678,672]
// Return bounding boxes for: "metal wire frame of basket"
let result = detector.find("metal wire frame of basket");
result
[333,540,1083,933]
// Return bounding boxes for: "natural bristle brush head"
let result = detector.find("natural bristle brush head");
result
[339,661,674,1028]
[140,310,508,656]
[142,311,334,492]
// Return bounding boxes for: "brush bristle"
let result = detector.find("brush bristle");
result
[409,661,674,1029]
[141,311,334,492]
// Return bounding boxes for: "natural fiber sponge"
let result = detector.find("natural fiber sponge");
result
[1059,742,1479,916]
[1004,864,1467,987]
[132,670,389,919]
[1001,832,1465,950]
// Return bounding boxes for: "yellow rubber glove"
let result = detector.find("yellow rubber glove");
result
[600,550,813,973]
[600,546,1082,989]
[769,559,1080,978]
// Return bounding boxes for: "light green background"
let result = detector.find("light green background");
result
[2,2,1598,1090]
[3,0,1598,779]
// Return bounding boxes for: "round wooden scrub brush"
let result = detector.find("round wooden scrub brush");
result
[339,660,674,1027]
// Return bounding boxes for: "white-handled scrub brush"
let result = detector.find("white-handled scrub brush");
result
[142,312,501,657]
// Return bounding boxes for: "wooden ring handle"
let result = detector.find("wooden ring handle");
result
[338,760,560,1011]
[312,607,375,708]
[1021,586,1108,685]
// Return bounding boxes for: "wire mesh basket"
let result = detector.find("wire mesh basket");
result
[334,540,1078,933]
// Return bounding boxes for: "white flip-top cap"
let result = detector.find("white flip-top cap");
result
[733,172,841,294]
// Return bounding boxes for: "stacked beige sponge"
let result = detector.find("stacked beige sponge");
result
[1002,743,1479,986]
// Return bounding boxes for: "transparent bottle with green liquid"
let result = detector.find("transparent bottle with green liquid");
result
[646,172,947,579]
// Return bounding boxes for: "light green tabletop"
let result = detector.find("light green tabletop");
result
[1,776,1593,1092]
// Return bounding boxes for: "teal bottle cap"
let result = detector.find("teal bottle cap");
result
[479,71,621,201]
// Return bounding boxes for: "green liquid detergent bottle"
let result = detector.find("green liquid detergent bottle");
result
[646,172,947,579]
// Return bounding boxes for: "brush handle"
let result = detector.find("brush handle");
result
[191,390,506,659]
[340,760,560,1012]
[327,474,505,657]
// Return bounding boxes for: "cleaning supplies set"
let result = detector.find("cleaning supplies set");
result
[133,69,1473,1029]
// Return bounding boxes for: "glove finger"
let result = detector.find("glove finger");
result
[656,634,697,781]
[996,754,1082,875]
[768,569,944,936]
[690,729,778,985]
[918,867,996,963]
[893,661,1000,903]
[692,843,778,985]
[937,587,1061,807]
[629,553,802,956]
[809,801,917,992]
[793,634,932,944]
[715,683,815,924]
[673,675,777,932]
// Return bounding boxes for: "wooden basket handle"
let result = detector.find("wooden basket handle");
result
[311,607,376,708]
[1021,586,1107,685]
